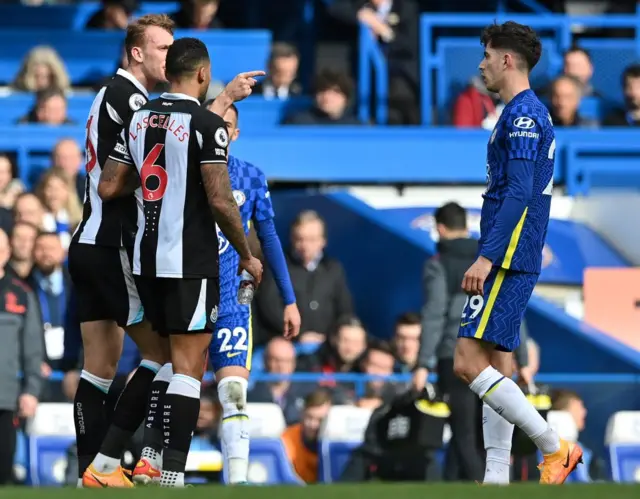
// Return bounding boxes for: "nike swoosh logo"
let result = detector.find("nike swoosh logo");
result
[227,352,242,358]
[562,449,571,468]
[91,473,108,488]
[460,321,473,327]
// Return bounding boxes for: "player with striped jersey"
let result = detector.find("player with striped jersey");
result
[98,38,264,487]
[454,22,582,486]
[133,101,301,485]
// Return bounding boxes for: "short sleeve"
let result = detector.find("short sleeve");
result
[253,170,275,221]
[104,85,147,126]
[505,110,542,161]
[108,129,133,165]
[199,112,228,164]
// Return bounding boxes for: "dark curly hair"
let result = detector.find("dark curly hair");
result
[480,21,542,72]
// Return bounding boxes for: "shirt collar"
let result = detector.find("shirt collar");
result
[116,68,149,98]
[160,92,201,105]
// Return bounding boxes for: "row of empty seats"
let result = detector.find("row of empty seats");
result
[20,402,640,485]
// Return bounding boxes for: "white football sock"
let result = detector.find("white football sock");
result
[92,453,121,474]
[470,366,560,455]
[218,376,250,484]
[483,402,513,484]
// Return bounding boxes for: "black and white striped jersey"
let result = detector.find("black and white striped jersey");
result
[109,92,229,279]
[72,68,149,248]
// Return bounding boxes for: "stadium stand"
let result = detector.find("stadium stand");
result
[1,0,639,487]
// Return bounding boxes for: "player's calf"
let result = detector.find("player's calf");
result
[159,333,210,487]
[134,362,173,485]
[217,373,250,484]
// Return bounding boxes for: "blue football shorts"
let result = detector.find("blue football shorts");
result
[457,267,538,352]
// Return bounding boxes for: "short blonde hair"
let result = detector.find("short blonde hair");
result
[125,14,175,62]
[13,46,71,93]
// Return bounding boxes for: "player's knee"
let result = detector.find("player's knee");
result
[217,376,248,416]
[454,339,489,384]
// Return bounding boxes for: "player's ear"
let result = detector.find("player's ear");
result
[197,66,207,84]
[130,46,143,64]
[231,127,240,142]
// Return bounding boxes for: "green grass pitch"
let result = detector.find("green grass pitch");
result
[0,484,638,499]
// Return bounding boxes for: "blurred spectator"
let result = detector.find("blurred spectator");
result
[248,337,316,425]
[297,315,367,376]
[452,76,503,129]
[549,389,606,481]
[340,387,446,482]
[9,221,38,279]
[26,232,71,371]
[411,202,483,482]
[328,0,420,124]
[0,228,43,485]
[549,75,598,128]
[18,88,75,126]
[281,389,332,483]
[284,70,361,125]
[86,0,136,30]
[13,193,55,232]
[563,47,598,97]
[255,210,353,344]
[191,386,221,449]
[51,139,86,200]
[392,312,421,372]
[255,43,302,100]
[172,0,223,30]
[12,46,71,94]
[35,169,83,249]
[603,64,640,126]
[551,390,586,433]
[356,383,385,410]
[356,339,398,400]
[0,155,24,209]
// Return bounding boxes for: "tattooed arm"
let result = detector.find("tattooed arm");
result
[99,130,139,201]
[200,162,251,260]
[98,159,139,201]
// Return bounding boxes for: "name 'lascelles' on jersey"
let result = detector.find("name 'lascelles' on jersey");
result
[72,69,148,248]
[108,92,229,279]
[479,89,555,274]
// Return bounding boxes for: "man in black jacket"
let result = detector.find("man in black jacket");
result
[254,211,353,344]
[411,202,530,482]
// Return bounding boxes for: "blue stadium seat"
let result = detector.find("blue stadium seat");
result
[226,403,303,485]
[25,403,76,486]
[0,94,310,130]
[0,29,271,85]
[318,405,372,483]
[605,411,640,482]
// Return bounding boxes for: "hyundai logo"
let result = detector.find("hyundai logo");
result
[513,117,535,129]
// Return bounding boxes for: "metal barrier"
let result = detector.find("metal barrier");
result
[358,24,388,124]
[419,9,640,125]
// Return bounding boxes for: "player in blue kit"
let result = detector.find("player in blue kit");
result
[453,22,582,486]
[133,101,301,485]
[204,101,300,485]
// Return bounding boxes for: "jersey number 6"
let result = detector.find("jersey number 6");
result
[141,144,168,201]
[217,327,249,353]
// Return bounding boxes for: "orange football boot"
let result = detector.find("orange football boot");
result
[82,464,134,488]
[538,439,583,484]
[132,457,162,485]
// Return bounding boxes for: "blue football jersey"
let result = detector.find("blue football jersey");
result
[217,155,275,317]
[479,89,555,274]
